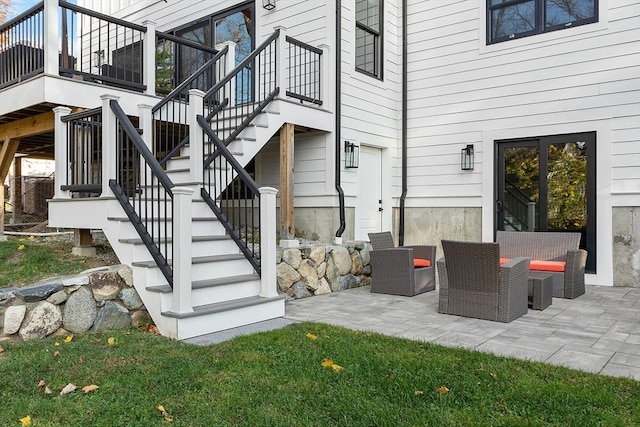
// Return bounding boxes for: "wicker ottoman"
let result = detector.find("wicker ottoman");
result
[528,275,553,310]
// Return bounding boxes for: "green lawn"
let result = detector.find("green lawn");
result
[1,323,638,427]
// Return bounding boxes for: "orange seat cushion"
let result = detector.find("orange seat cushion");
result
[529,260,566,272]
[500,258,565,272]
[414,258,431,268]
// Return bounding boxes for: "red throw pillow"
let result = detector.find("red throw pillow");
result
[414,258,431,268]
[530,260,566,272]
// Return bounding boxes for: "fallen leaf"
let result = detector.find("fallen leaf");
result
[305,332,318,340]
[54,342,60,347]
[490,372,498,380]
[77,357,85,364]
[44,386,52,395]
[158,405,174,423]
[82,384,99,393]
[414,390,424,396]
[64,335,73,343]
[17,244,25,251]
[37,380,46,388]
[0,346,4,353]
[157,405,167,413]
[147,325,160,335]
[320,358,334,368]
[60,383,78,396]
[107,337,116,346]
[437,386,450,395]
[28,235,35,241]
[20,415,31,426]
[53,351,60,357]
[331,363,344,372]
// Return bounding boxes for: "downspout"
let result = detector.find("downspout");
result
[334,0,346,243]
[398,0,408,246]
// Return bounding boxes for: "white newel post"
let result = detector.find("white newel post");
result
[220,41,236,106]
[138,103,154,183]
[188,89,205,183]
[142,20,157,96]
[101,94,120,197]
[259,187,279,298]
[43,0,59,75]
[319,44,330,107]
[274,26,287,98]
[172,186,194,314]
[53,107,72,199]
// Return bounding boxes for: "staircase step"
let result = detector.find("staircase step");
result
[162,295,283,319]
[119,234,231,246]
[146,273,260,294]
[132,253,247,268]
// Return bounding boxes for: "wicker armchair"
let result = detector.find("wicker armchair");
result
[368,232,436,296]
[437,240,530,322]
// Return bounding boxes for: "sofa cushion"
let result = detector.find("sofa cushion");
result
[414,258,431,268]
[500,258,565,272]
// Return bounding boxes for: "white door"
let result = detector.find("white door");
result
[355,146,382,240]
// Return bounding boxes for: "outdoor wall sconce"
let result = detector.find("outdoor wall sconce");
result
[262,0,276,10]
[461,144,474,171]
[345,141,360,169]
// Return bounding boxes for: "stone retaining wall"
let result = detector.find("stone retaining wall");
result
[276,241,372,299]
[0,265,150,340]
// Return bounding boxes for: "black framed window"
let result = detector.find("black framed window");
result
[355,0,382,79]
[488,0,598,44]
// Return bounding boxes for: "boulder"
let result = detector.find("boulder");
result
[47,290,68,305]
[282,248,302,269]
[130,310,152,328]
[63,287,97,334]
[309,246,326,266]
[329,246,351,275]
[117,265,133,287]
[119,288,144,310]
[298,260,319,290]
[19,302,62,340]
[351,251,364,274]
[338,274,358,291]
[92,301,130,332]
[276,263,300,292]
[3,305,26,335]
[291,281,312,299]
[90,272,123,301]
[314,278,332,296]
[325,256,340,292]
[16,283,63,303]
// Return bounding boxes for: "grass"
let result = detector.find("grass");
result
[0,236,119,288]
[1,323,639,427]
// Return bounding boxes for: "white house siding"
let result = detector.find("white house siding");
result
[403,0,640,286]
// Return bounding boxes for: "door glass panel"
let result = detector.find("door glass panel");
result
[215,9,253,103]
[176,20,212,88]
[503,145,539,231]
[547,141,587,233]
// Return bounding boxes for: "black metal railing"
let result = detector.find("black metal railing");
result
[0,3,45,88]
[198,115,261,274]
[60,107,103,196]
[152,46,229,165]
[504,180,537,231]
[110,100,175,286]
[201,29,280,150]
[286,36,323,105]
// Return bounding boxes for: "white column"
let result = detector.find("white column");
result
[172,186,194,314]
[215,40,236,80]
[221,41,236,106]
[188,89,205,183]
[142,20,157,96]
[138,103,154,185]
[101,94,120,197]
[274,26,287,98]
[318,44,330,107]
[43,0,59,75]
[53,106,72,199]
[259,187,279,298]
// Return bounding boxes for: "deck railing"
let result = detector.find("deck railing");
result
[286,36,323,105]
[60,107,103,196]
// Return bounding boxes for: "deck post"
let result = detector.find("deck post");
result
[142,21,157,96]
[101,95,120,197]
[138,103,154,184]
[279,122,297,247]
[319,44,330,106]
[188,89,205,183]
[259,187,279,297]
[53,106,72,199]
[172,186,194,314]
[274,26,287,97]
[43,0,59,76]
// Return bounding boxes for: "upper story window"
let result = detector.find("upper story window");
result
[355,0,382,79]
[488,0,598,44]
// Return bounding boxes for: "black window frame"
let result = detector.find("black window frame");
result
[487,0,598,45]
[355,0,383,80]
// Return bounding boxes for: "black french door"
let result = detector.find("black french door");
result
[496,132,596,273]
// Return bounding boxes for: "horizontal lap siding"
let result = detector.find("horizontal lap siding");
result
[405,0,640,204]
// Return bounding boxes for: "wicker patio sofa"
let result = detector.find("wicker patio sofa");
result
[496,231,587,299]
[437,240,530,322]
[368,232,436,296]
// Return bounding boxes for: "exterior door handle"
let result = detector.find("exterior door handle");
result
[496,200,503,212]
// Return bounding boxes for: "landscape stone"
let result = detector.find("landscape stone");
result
[117,265,133,287]
[19,302,62,340]
[130,310,152,328]
[325,256,340,292]
[89,272,123,301]
[329,246,351,275]
[291,281,312,299]
[119,288,143,310]
[16,284,64,302]
[63,276,89,286]
[298,260,319,290]
[276,263,300,292]
[351,251,364,274]
[47,290,68,305]
[314,278,332,295]
[309,246,326,265]
[317,261,327,278]
[92,301,130,331]
[3,305,26,335]
[338,274,358,291]
[282,249,302,269]
[63,287,97,333]
[360,244,371,266]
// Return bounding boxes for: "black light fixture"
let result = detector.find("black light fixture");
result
[262,0,276,10]
[345,141,359,168]
[461,144,474,170]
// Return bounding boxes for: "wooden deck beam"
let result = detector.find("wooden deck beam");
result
[279,123,295,241]
[0,111,55,141]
